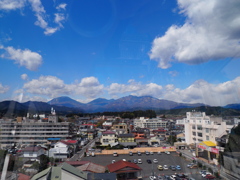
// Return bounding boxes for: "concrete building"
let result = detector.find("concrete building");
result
[134,117,167,129]
[100,130,117,146]
[0,118,72,148]
[183,111,233,145]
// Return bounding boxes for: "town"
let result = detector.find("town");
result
[0,108,239,180]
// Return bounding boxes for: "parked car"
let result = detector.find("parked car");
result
[170,175,176,180]
[187,163,194,167]
[205,175,216,179]
[145,151,150,155]
[165,151,170,154]
[138,159,142,164]
[163,165,168,170]
[157,151,161,155]
[150,151,154,155]
[138,151,141,156]
[147,159,152,164]
[133,159,137,164]
[122,159,126,161]
[189,164,198,169]
[169,165,176,171]
[157,165,163,170]
[176,165,181,170]
[153,159,158,163]
[112,160,116,163]
[202,172,212,178]
[129,151,133,156]
[113,152,118,157]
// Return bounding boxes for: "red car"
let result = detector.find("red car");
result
[205,174,215,179]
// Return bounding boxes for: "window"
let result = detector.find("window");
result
[206,136,209,140]
[206,128,209,133]
[198,133,202,137]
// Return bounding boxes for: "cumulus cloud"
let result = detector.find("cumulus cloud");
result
[149,0,240,69]
[0,0,26,10]
[0,83,9,93]
[0,46,42,71]
[21,74,28,80]
[56,3,67,10]
[22,76,104,99]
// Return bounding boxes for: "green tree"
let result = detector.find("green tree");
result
[38,154,49,172]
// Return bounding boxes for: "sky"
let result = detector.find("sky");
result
[0,0,240,106]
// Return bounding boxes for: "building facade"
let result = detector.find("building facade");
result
[134,117,167,129]
[0,119,71,148]
[184,112,233,145]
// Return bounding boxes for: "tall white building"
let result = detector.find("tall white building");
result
[134,117,167,129]
[183,111,233,145]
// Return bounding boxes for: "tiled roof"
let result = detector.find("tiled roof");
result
[107,160,142,173]
[118,133,134,137]
[18,173,30,180]
[77,162,105,173]
[22,146,42,152]
[102,130,116,134]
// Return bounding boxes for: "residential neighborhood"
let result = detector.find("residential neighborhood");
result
[0,108,240,180]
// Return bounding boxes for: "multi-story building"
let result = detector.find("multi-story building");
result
[183,111,233,145]
[0,118,72,148]
[134,117,167,129]
[100,130,117,146]
[111,123,128,134]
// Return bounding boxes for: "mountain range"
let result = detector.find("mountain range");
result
[1,95,240,117]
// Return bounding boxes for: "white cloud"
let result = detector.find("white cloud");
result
[0,83,9,93]
[149,0,240,69]
[0,0,26,10]
[54,13,65,27]
[21,74,28,80]
[169,71,179,77]
[56,3,67,10]
[22,76,104,99]
[0,46,42,71]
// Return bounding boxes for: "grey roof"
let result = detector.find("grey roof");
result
[87,173,116,180]
[119,142,137,146]
[118,133,134,138]
[31,163,88,180]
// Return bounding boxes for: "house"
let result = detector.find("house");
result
[100,130,118,146]
[118,133,137,148]
[31,162,88,180]
[107,160,142,180]
[22,146,45,159]
[76,162,106,173]
[48,141,73,159]
[112,123,128,134]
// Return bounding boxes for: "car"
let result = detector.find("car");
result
[163,175,170,180]
[153,159,158,163]
[157,175,163,180]
[202,172,212,177]
[145,151,150,155]
[157,165,163,170]
[138,159,142,164]
[150,151,154,155]
[138,151,141,156]
[122,159,126,161]
[189,164,198,169]
[113,152,118,157]
[157,151,161,155]
[129,151,133,156]
[187,163,194,167]
[199,170,207,174]
[91,152,95,157]
[165,151,170,154]
[128,160,131,162]
[169,165,176,171]
[170,175,176,180]
[205,175,215,179]
[149,176,157,180]
[176,174,187,178]
[163,165,168,170]
[112,160,116,163]
[147,159,152,164]
[133,159,137,164]
[176,165,181,170]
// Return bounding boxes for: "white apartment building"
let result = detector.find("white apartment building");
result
[183,111,233,145]
[134,117,167,129]
[0,118,71,148]
[100,130,117,146]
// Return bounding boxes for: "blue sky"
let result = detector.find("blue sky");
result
[0,0,240,106]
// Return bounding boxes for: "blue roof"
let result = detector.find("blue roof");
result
[48,138,61,140]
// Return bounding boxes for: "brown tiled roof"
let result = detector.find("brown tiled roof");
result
[77,162,105,173]
[22,146,42,152]
[18,173,30,180]
[107,160,142,173]
[103,130,116,134]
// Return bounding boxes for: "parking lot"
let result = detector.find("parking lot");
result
[81,151,203,179]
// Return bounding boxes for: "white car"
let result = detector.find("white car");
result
[112,160,116,163]
[165,151,170,154]
[153,159,158,163]
[170,175,176,180]
[138,159,142,164]
[122,159,126,161]
[163,165,168,170]
[201,172,212,177]
[157,151,161,155]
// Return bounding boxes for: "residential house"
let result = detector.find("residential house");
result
[107,160,142,180]
[118,133,137,148]
[48,141,73,159]
[76,162,106,173]
[31,162,88,180]
[22,146,45,159]
[112,123,128,134]
[100,130,117,146]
